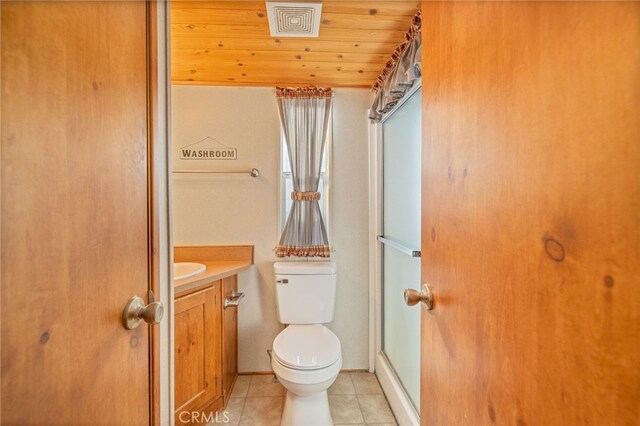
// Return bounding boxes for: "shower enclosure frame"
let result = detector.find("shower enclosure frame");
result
[368,82,422,426]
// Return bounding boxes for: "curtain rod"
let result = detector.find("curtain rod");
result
[172,168,260,178]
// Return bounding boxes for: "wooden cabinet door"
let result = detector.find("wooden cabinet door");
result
[421,2,640,425]
[175,284,222,424]
[222,275,239,403]
[1,2,157,424]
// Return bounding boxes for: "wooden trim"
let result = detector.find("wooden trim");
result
[174,245,254,264]
[0,4,3,421]
[147,1,161,424]
[172,80,374,88]
[221,275,238,406]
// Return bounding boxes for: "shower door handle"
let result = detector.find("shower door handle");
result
[404,284,434,310]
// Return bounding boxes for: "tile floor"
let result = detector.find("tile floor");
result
[218,372,397,426]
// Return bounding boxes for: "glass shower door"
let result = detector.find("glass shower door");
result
[380,88,421,410]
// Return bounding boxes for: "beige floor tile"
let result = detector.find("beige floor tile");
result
[218,398,245,426]
[247,374,285,397]
[357,394,396,424]
[328,373,356,395]
[230,375,252,398]
[351,373,383,395]
[328,395,364,424]
[231,373,395,426]
[239,397,284,426]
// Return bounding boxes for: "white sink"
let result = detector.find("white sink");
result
[174,262,206,280]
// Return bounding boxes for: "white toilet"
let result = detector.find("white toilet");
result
[272,261,342,426]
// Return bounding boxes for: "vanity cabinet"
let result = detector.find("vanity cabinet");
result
[222,275,239,404]
[174,282,223,425]
[173,246,252,425]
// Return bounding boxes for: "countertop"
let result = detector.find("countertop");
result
[174,260,251,298]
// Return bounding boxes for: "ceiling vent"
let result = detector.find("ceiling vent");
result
[266,2,322,38]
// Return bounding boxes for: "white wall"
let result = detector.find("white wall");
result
[171,85,371,372]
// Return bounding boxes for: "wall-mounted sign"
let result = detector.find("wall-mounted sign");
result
[179,136,237,160]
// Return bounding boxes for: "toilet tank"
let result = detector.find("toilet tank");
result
[274,261,337,325]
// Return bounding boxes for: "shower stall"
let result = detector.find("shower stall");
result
[370,83,422,425]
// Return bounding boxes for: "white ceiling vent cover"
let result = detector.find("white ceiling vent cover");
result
[266,2,322,38]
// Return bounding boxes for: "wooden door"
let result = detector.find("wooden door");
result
[174,284,223,425]
[222,275,239,404]
[1,1,158,424]
[421,2,639,425]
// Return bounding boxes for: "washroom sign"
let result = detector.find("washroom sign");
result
[179,136,237,160]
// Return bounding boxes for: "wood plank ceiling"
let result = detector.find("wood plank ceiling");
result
[171,1,420,88]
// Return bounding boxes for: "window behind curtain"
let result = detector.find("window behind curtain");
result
[279,120,332,239]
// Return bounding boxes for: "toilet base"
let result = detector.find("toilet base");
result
[281,390,333,426]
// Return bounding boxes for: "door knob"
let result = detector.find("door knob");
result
[404,284,434,310]
[122,290,164,330]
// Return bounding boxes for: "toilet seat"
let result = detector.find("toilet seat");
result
[272,350,342,386]
[273,324,341,370]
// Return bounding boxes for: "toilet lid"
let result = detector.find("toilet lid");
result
[273,325,341,370]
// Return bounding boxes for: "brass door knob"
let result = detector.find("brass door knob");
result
[122,291,164,330]
[141,301,164,324]
[404,284,434,310]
